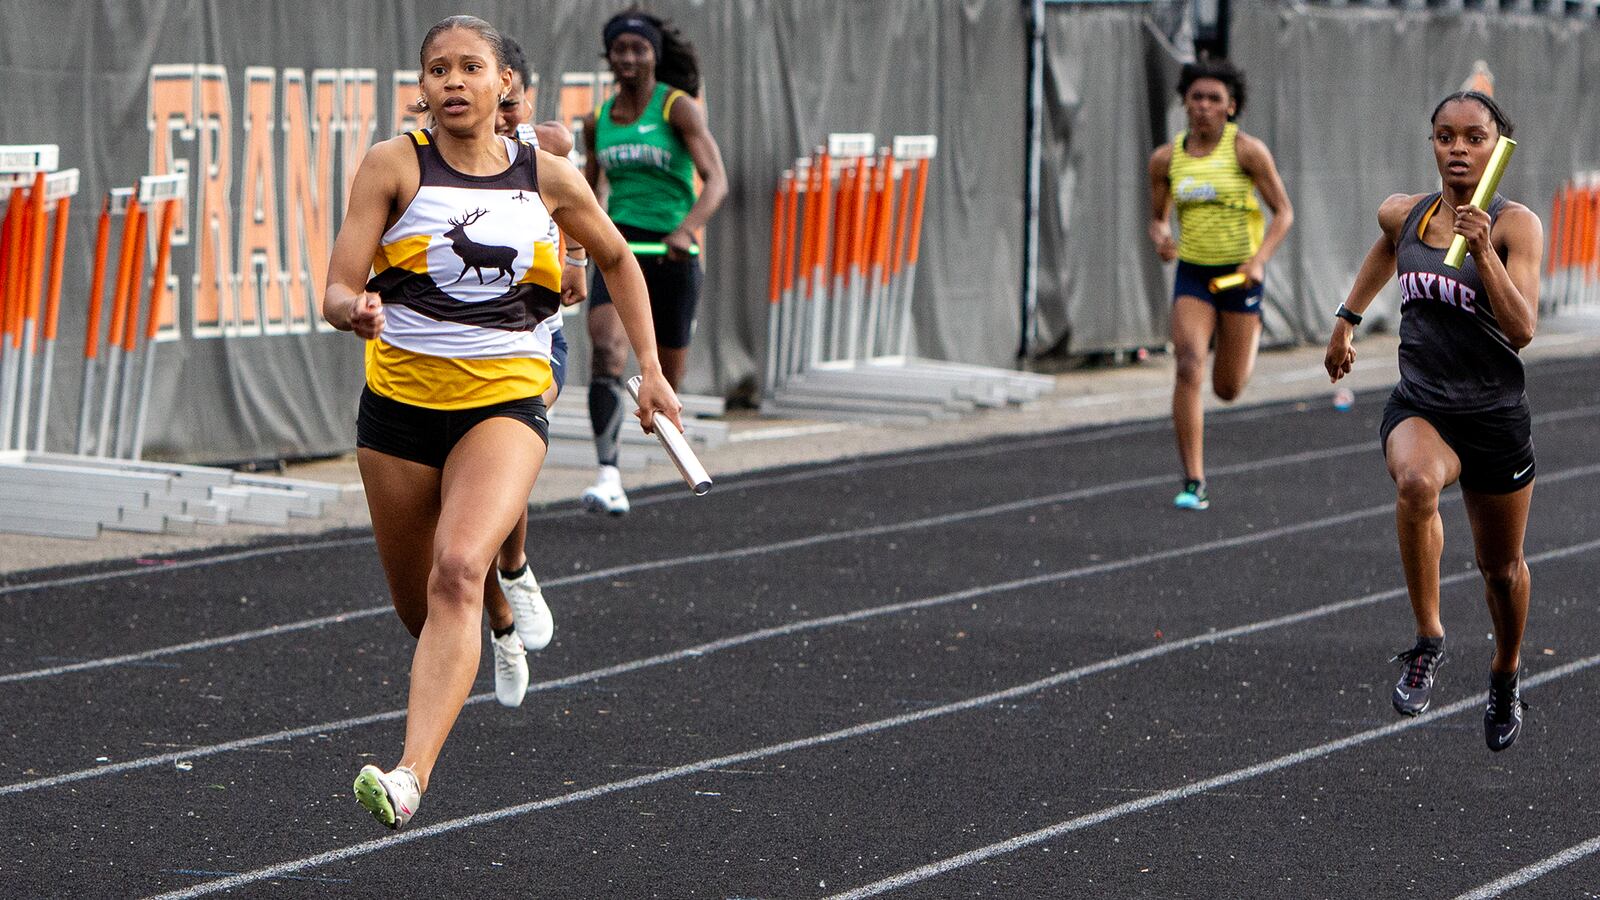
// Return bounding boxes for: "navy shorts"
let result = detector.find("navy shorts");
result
[1174,260,1263,315]
[590,223,702,349]
[550,325,568,392]
[356,387,549,470]
[1380,390,1535,494]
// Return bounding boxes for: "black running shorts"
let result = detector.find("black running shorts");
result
[588,223,702,349]
[1380,390,1535,494]
[356,387,549,470]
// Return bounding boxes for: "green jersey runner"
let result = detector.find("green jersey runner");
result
[593,82,696,233]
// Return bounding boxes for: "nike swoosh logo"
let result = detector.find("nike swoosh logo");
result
[637,124,659,133]
[1512,464,1533,480]
[1495,727,1518,746]
[1396,689,1410,700]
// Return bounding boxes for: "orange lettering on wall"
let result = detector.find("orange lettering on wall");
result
[240,67,287,333]
[147,66,196,244]
[339,69,378,213]
[194,65,237,335]
[391,69,422,139]
[283,70,335,331]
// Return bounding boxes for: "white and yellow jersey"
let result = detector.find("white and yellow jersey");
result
[364,129,563,409]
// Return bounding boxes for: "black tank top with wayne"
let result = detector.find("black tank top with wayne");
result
[1393,191,1522,413]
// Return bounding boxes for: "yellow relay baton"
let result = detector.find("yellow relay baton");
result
[1444,136,1516,269]
[1208,272,1248,293]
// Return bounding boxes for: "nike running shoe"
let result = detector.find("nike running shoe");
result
[1390,635,1445,716]
[490,629,529,708]
[1484,669,1528,752]
[499,567,554,651]
[580,465,630,516]
[1173,479,1209,511]
[353,764,421,830]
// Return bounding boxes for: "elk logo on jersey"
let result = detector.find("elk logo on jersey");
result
[443,208,517,287]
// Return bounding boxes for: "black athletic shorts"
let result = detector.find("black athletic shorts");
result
[589,223,702,349]
[356,387,549,470]
[1380,389,1535,494]
[1173,260,1263,315]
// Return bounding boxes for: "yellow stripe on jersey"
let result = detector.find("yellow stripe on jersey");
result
[1170,122,1263,266]
[365,339,553,410]
[372,234,432,276]
[662,88,687,121]
[411,129,430,145]
[516,239,562,290]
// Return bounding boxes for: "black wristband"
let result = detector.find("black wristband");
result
[1334,304,1363,326]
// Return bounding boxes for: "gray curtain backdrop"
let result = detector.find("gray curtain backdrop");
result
[1229,3,1600,339]
[1032,1,1598,354]
[0,0,1027,463]
[3,1,1592,462]
[1034,3,1184,356]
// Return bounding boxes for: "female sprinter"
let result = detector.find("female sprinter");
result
[579,7,727,515]
[1148,59,1293,510]
[1323,91,1542,751]
[323,15,681,828]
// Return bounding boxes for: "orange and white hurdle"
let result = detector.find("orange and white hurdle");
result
[761,133,1051,421]
[1545,171,1600,314]
[0,144,66,452]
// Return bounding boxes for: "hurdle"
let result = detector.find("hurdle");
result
[0,159,345,540]
[27,168,78,452]
[1543,172,1599,315]
[76,188,127,454]
[126,173,185,460]
[0,145,59,450]
[96,188,142,457]
[761,134,1053,424]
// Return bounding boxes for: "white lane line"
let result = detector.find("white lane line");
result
[7,395,1594,600]
[825,652,1600,900]
[0,420,1174,600]
[1,491,1418,796]
[12,448,1600,688]
[142,539,1600,900]
[0,439,1387,684]
[0,607,392,684]
[1451,836,1600,899]
[0,537,376,598]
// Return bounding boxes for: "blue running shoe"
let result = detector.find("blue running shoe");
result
[1173,479,1209,510]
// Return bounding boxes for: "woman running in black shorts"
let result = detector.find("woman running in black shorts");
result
[323,15,681,828]
[579,7,727,515]
[1323,91,1543,751]
[1148,60,1294,511]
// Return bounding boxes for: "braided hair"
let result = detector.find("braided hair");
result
[1431,90,1515,138]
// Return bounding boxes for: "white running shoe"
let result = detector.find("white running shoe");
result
[579,464,630,515]
[499,567,554,651]
[353,764,421,830]
[490,629,529,707]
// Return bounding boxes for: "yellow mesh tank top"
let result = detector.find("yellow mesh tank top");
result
[1169,122,1263,266]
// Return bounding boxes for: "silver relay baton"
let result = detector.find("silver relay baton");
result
[626,375,713,495]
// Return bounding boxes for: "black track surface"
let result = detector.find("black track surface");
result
[4,357,1600,899]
